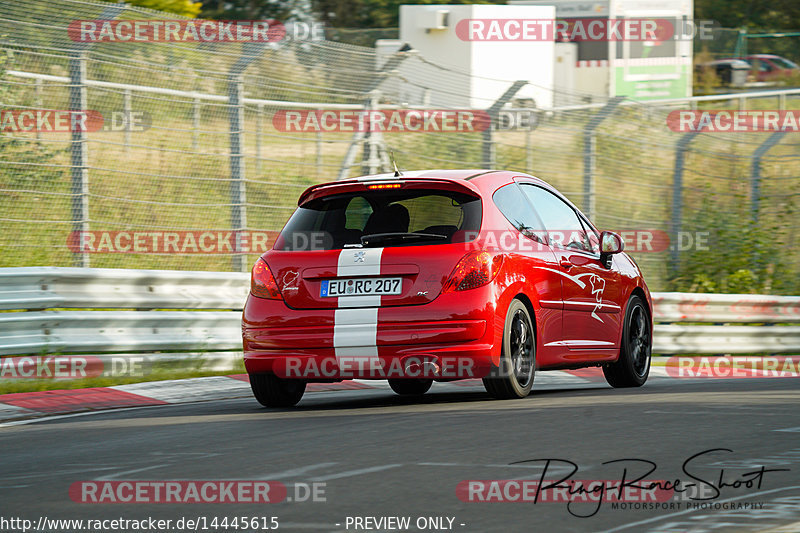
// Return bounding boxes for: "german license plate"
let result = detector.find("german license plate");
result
[320,277,402,297]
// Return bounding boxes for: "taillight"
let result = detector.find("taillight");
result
[251,258,282,299]
[442,251,503,293]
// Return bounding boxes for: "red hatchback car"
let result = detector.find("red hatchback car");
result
[242,169,652,406]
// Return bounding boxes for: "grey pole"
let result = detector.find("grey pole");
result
[671,130,701,274]
[123,88,132,152]
[228,43,269,272]
[192,96,200,152]
[68,4,123,267]
[34,78,42,141]
[228,73,247,272]
[255,103,263,175]
[582,97,624,221]
[69,51,89,268]
[750,131,785,222]
[316,112,323,179]
[361,90,381,175]
[482,80,527,169]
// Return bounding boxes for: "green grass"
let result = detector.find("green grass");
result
[0,361,246,395]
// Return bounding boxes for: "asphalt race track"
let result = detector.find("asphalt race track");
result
[2,376,799,533]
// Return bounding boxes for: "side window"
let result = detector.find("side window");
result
[520,184,594,253]
[493,184,546,243]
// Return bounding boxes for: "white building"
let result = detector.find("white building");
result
[377,4,555,109]
[511,0,694,102]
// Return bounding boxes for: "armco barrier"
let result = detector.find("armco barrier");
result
[0,268,798,358]
[651,292,800,354]
[0,266,248,311]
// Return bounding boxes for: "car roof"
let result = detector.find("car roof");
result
[338,169,498,181]
[335,168,559,190]
[299,169,557,205]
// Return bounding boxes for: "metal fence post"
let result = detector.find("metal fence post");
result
[123,88,132,152]
[69,51,89,268]
[361,90,382,175]
[481,124,495,169]
[483,80,527,169]
[582,97,624,221]
[339,45,412,179]
[34,77,42,141]
[228,73,248,272]
[255,103,263,175]
[192,96,200,152]
[67,3,123,268]
[750,131,785,222]
[526,127,533,173]
[671,131,700,273]
[316,112,323,179]
[228,44,267,272]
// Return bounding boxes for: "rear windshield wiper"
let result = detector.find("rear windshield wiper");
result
[360,232,448,247]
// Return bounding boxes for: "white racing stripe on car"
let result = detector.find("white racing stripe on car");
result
[334,248,383,367]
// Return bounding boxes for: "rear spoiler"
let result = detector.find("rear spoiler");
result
[298,178,481,206]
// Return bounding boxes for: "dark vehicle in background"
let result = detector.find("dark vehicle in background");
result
[695,58,753,86]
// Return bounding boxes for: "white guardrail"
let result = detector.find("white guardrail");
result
[0,267,799,358]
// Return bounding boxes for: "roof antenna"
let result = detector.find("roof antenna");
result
[390,151,403,177]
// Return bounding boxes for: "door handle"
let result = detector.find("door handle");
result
[559,258,572,269]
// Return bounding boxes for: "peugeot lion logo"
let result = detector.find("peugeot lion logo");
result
[354,251,365,263]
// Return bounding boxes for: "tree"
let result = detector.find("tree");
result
[197,0,298,21]
[695,0,800,30]
[98,0,202,18]
[311,0,507,28]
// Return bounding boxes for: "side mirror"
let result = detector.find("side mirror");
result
[600,231,624,267]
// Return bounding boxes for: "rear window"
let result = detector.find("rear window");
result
[275,188,482,250]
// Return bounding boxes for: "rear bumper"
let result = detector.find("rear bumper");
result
[244,319,486,350]
[242,288,499,380]
[242,343,495,380]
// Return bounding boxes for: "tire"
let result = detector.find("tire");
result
[249,373,306,407]
[603,294,651,388]
[388,378,433,396]
[483,299,536,399]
